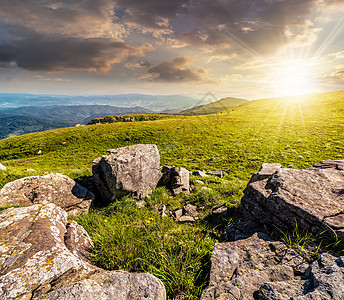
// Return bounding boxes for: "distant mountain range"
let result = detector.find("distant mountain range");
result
[0,105,153,139]
[179,97,248,115]
[0,93,201,112]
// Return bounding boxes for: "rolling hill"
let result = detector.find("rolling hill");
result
[0,116,70,139]
[179,97,248,115]
[0,90,343,299]
[0,91,342,183]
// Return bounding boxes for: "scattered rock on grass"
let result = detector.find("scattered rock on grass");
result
[93,144,161,202]
[0,173,94,215]
[0,163,6,171]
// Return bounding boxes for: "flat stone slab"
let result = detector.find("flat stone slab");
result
[0,173,94,215]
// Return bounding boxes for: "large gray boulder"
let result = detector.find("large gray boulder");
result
[0,204,166,300]
[241,160,344,240]
[0,173,93,215]
[93,144,161,202]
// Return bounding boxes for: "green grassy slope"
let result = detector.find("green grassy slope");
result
[179,97,248,115]
[0,90,343,299]
[0,91,342,186]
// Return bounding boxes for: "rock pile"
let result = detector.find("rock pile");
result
[0,204,166,300]
[0,173,94,215]
[241,160,344,240]
[93,144,161,202]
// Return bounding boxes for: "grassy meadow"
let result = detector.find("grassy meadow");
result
[0,91,343,299]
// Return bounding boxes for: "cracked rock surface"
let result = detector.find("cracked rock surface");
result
[0,204,166,300]
[201,233,344,300]
[200,233,308,300]
[0,173,93,215]
[93,144,161,202]
[241,160,344,239]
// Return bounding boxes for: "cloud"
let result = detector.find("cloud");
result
[165,0,340,58]
[0,0,125,39]
[144,56,208,82]
[0,33,155,73]
[115,0,190,37]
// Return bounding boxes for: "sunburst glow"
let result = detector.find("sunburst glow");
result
[273,62,314,97]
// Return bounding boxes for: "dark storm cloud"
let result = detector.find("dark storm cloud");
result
[0,33,154,73]
[146,56,207,82]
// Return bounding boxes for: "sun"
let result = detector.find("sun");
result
[273,62,314,97]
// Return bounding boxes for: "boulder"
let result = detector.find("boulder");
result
[159,166,190,195]
[0,163,6,171]
[0,173,93,215]
[92,144,161,202]
[0,204,166,300]
[201,233,309,299]
[241,160,344,240]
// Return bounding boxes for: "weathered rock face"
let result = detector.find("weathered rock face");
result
[241,160,344,240]
[0,173,93,215]
[159,166,190,196]
[201,233,309,299]
[93,144,161,202]
[0,163,6,171]
[0,204,166,300]
[258,253,344,299]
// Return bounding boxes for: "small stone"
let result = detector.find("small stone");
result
[37,150,42,155]
[195,180,205,185]
[192,170,208,177]
[207,170,228,177]
[0,163,6,171]
[135,200,146,208]
[177,216,195,222]
[174,209,183,219]
[200,186,211,191]
[183,204,199,218]
[212,206,227,216]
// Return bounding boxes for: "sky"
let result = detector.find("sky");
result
[0,0,343,100]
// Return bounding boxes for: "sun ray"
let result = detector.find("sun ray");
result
[278,100,289,134]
